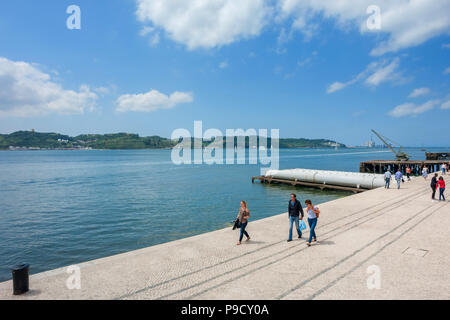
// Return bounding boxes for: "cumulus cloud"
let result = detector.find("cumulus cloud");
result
[135,1,450,54]
[388,99,440,117]
[0,57,98,117]
[327,58,403,93]
[116,89,193,113]
[136,0,272,50]
[277,0,450,56]
[408,87,431,98]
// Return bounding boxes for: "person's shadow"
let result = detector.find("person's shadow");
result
[245,240,266,245]
[316,240,335,246]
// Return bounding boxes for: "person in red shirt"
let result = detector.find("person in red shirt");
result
[406,166,412,181]
[436,177,446,201]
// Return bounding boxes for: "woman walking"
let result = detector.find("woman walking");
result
[422,166,428,180]
[236,200,251,245]
[305,200,320,247]
[437,177,446,201]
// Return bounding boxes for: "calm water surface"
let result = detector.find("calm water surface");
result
[0,147,443,281]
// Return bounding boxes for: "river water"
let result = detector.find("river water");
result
[0,147,442,281]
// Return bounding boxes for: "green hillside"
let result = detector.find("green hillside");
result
[0,131,346,150]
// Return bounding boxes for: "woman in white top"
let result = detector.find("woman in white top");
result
[422,166,428,180]
[305,199,320,246]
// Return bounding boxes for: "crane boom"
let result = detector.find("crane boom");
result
[371,129,410,161]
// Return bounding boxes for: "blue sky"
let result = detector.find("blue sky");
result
[0,0,449,146]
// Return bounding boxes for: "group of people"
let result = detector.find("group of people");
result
[384,168,405,189]
[235,162,448,246]
[384,164,446,201]
[235,194,320,247]
[431,173,446,201]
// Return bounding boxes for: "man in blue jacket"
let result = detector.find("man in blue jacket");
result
[287,193,304,242]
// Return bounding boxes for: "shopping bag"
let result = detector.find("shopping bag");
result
[300,220,307,231]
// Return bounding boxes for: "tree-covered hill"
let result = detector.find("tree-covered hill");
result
[0,131,346,150]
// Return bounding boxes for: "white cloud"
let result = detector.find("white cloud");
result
[388,99,440,117]
[139,26,155,37]
[297,51,317,67]
[365,58,401,86]
[116,89,193,113]
[135,1,450,54]
[327,57,404,93]
[140,26,160,47]
[408,87,431,98]
[94,86,110,95]
[444,67,450,75]
[219,60,229,69]
[136,0,272,50]
[441,100,450,110]
[277,0,450,56]
[327,81,351,94]
[0,57,98,117]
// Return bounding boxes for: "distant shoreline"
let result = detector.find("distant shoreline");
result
[0,130,347,150]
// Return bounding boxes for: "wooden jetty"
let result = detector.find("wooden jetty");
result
[359,160,445,174]
[426,152,450,160]
[252,176,365,193]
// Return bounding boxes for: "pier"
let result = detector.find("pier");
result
[252,176,366,193]
[426,152,450,160]
[1,174,449,300]
[359,160,445,174]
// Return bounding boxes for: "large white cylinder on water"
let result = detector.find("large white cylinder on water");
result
[265,169,385,189]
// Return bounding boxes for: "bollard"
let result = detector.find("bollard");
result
[12,264,29,295]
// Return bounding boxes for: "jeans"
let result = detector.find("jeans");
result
[385,178,390,188]
[396,179,401,189]
[239,221,249,242]
[431,185,436,199]
[288,216,302,240]
[439,188,446,201]
[308,218,317,243]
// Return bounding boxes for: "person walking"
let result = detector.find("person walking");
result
[406,166,411,181]
[431,173,438,200]
[384,169,392,189]
[395,169,403,189]
[287,193,304,242]
[305,200,320,247]
[236,200,250,245]
[437,177,446,201]
[441,163,447,175]
[422,166,428,180]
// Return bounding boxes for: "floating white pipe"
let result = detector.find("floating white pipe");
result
[265,169,385,189]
